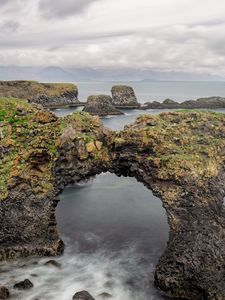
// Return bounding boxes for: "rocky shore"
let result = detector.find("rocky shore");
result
[83,95,124,116]
[144,96,225,109]
[0,98,225,299]
[0,80,80,108]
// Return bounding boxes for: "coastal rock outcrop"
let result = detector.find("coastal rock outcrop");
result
[0,99,225,299]
[144,96,225,109]
[73,291,95,300]
[0,80,80,108]
[83,95,124,116]
[111,85,140,108]
[0,286,10,299]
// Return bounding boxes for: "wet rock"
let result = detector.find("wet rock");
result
[72,290,95,300]
[44,259,61,269]
[111,85,140,108]
[98,292,112,298]
[0,286,10,299]
[83,95,124,116]
[13,279,33,290]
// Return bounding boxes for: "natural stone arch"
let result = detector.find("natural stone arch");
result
[0,99,225,299]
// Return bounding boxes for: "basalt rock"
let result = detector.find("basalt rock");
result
[13,279,33,290]
[83,95,124,116]
[0,99,225,299]
[73,291,95,300]
[0,80,80,108]
[0,286,10,299]
[111,85,140,108]
[144,96,225,109]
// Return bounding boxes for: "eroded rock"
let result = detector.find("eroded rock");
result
[111,85,140,108]
[83,95,124,116]
[0,100,225,300]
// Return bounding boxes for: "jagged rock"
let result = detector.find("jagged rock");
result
[0,80,80,108]
[13,279,33,290]
[72,291,95,300]
[0,286,10,299]
[0,100,225,299]
[144,96,225,109]
[44,259,61,269]
[83,95,124,116]
[111,85,140,108]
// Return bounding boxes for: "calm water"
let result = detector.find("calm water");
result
[1,82,225,300]
[76,81,225,103]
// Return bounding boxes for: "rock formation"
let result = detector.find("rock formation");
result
[144,96,225,109]
[111,85,140,108]
[0,80,80,108]
[83,95,124,116]
[0,98,225,299]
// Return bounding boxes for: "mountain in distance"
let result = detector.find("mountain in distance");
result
[0,65,224,82]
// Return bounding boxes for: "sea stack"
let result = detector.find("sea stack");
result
[83,95,124,116]
[111,85,140,108]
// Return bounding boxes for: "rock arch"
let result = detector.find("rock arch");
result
[0,100,225,299]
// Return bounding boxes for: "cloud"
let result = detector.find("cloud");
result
[39,0,102,18]
[0,0,225,77]
[1,20,20,33]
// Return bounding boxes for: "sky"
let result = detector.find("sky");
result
[0,0,225,76]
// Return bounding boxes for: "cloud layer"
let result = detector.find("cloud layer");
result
[0,0,225,76]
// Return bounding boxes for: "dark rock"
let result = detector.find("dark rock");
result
[111,85,140,108]
[83,95,124,116]
[144,96,225,109]
[1,101,225,300]
[0,286,10,299]
[13,279,33,290]
[98,292,112,298]
[44,259,61,268]
[72,290,95,300]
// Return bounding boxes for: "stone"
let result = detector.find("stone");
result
[0,286,10,299]
[13,279,33,290]
[1,100,225,300]
[83,95,124,116]
[44,259,61,268]
[72,290,95,300]
[0,80,80,109]
[144,96,225,109]
[98,292,112,298]
[111,85,140,108]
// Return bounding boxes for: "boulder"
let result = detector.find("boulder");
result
[72,290,95,300]
[0,287,10,299]
[83,95,124,116]
[111,85,140,108]
[44,259,61,269]
[13,279,33,290]
[98,292,112,298]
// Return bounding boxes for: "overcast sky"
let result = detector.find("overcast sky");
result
[0,0,225,75]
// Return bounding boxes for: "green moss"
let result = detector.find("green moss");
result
[0,81,77,100]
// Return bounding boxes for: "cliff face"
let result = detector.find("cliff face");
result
[111,85,140,108]
[0,81,79,108]
[144,96,225,109]
[83,95,124,116]
[0,100,225,299]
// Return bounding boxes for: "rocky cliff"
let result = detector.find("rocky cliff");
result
[111,85,140,108]
[83,95,124,116]
[0,81,79,108]
[144,96,225,109]
[0,99,225,299]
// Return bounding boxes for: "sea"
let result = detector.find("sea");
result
[1,81,225,300]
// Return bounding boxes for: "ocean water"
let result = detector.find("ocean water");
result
[1,82,225,300]
[76,81,225,103]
